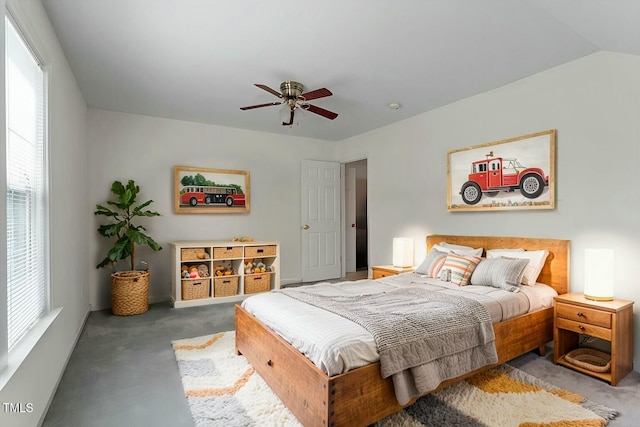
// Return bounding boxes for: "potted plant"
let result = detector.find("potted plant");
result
[95,180,162,315]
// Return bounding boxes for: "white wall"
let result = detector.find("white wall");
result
[0,1,89,426]
[337,51,640,368]
[87,110,337,310]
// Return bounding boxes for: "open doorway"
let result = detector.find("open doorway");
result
[344,159,368,280]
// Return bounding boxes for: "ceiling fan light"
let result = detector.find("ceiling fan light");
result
[295,106,307,125]
[278,104,292,123]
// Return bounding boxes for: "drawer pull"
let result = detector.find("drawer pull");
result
[577,312,585,317]
[579,325,585,331]
[266,359,273,366]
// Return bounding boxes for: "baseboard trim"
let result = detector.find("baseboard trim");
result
[280,278,302,286]
[38,305,91,426]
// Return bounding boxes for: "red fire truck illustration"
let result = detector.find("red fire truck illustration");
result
[180,186,246,207]
[459,152,548,205]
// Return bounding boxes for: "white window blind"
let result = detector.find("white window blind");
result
[5,15,49,349]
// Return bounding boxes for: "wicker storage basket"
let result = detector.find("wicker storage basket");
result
[244,273,270,294]
[213,276,239,297]
[181,279,210,300]
[181,248,209,260]
[111,271,149,316]
[565,348,612,373]
[213,246,243,259]
[245,245,276,258]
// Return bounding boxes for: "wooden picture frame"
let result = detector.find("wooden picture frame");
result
[447,129,556,212]
[174,166,250,214]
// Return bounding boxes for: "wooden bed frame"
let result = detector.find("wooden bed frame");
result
[235,235,570,427]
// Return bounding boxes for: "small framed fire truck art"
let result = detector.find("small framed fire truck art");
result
[174,166,250,214]
[447,129,556,212]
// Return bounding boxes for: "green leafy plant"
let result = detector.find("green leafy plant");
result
[95,180,162,270]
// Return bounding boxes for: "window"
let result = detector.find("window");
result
[5,14,49,350]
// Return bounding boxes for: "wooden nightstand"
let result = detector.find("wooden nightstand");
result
[554,293,634,385]
[371,265,414,279]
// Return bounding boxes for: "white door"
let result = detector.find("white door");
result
[301,160,341,282]
[345,166,357,273]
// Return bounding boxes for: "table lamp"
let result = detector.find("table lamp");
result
[584,248,614,301]
[392,238,414,268]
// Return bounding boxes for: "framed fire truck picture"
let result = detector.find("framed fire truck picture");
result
[447,129,556,212]
[174,166,250,214]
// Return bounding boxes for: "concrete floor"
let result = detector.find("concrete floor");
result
[43,301,235,427]
[43,300,640,427]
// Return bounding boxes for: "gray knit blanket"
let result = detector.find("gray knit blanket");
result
[278,286,498,403]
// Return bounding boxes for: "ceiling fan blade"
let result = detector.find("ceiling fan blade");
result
[282,110,295,126]
[240,102,281,110]
[305,104,338,120]
[255,84,283,98]
[301,88,332,101]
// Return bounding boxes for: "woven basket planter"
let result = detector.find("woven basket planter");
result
[111,271,150,316]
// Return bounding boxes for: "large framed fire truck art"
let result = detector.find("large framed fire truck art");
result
[447,129,556,212]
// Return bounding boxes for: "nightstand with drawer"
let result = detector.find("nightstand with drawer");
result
[371,265,414,279]
[554,292,634,385]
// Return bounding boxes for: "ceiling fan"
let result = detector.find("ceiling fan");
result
[240,81,338,126]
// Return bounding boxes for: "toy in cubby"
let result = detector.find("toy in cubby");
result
[244,258,274,274]
[213,261,236,277]
[181,263,209,279]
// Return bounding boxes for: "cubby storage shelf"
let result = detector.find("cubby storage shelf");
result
[170,240,280,309]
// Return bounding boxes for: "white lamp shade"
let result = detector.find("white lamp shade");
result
[279,105,292,124]
[584,248,614,301]
[393,238,414,268]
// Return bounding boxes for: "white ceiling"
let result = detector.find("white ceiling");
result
[40,0,640,141]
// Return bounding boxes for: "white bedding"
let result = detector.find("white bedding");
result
[241,272,557,377]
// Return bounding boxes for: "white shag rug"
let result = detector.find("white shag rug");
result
[172,331,617,427]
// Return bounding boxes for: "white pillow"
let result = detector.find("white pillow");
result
[432,242,483,257]
[433,241,473,252]
[486,249,549,286]
[486,248,525,253]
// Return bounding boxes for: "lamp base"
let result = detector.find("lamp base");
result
[584,293,614,301]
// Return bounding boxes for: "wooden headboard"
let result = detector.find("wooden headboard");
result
[426,235,570,295]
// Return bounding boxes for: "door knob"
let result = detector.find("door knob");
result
[302,224,309,230]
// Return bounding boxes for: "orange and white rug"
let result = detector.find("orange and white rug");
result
[172,331,617,426]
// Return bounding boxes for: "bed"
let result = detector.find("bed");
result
[235,235,570,427]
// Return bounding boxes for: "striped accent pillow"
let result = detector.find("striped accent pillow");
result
[428,255,447,278]
[441,253,481,286]
[470,258,529,292]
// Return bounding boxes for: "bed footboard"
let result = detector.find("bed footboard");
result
[236,304,555,426]
[236,305,405,427]
[235,305,331,426]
